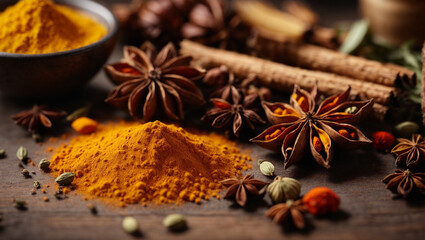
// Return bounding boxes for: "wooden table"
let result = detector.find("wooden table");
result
[1,0,424,239]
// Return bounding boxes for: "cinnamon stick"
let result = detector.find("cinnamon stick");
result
[181,40,397,106]
[254,39,416,87]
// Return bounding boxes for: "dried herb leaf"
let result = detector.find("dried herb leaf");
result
[339,20,369,54]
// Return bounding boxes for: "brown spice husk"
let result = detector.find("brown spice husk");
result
[422,42,425,126]
[254,40,416,87]
[305,27,340,50]
[180,40,397,108]
[370,103,389,122]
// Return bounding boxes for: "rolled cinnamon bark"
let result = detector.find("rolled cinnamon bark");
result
[181,40,397,106]
[254,39,416,87]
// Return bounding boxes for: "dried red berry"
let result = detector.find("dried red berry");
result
[302,187,340,215]
[371,131,395,152]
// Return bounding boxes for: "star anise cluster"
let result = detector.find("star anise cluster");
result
[251,84,374,168]
[221,174,268,207]
[11,105,66,134]
[113,0,251,51]
[105,42,205,121]
[382,134,425,198]
[265,200,307,229]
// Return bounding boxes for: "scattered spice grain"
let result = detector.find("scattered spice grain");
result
[21,169,30,178]
[13,199,27,210]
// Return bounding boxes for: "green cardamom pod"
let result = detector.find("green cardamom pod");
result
[394,121,419,138]
[344,106,359,114]
[0,149,5,158]
[122,216,139,234]
[163,214,187,231]
[259,161,275,177]
[16,146,28,161]
[34,181,41,189]
[55,172,75,186]
[267,176,301,203]
[38,158,51,171]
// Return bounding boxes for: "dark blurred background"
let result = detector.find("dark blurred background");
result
[106,0,359,25]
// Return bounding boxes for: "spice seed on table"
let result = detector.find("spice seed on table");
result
[16,146,28,161]
[122,217,140,235]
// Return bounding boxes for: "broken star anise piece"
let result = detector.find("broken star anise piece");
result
[181,0,251,51]
[221,174,268,207]
[11,105,66,134]
[265,200,307,229]
[391,134,425,170]
[251,84,374,169]
[105,42,205,121]
[202,92,265,137]
[382,169,425,197]
[204,65,259,104]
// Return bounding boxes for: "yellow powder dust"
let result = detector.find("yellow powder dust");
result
[49,121,252,205]
[0,0,107,54]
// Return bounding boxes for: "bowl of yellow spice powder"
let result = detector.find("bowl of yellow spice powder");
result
[0,0,118,98]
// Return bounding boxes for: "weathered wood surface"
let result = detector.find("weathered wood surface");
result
[1,0,425,239]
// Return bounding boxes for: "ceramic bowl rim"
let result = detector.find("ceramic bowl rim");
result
[0,0,118,59]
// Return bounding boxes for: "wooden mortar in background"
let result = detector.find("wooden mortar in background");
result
[359,0,425,46]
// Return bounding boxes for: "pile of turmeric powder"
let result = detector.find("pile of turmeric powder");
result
[0,0,106,54]
[49,121,252,206]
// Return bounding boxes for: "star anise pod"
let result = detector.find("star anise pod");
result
[202,92,265,137]
[382,169,425,197]
[221,174,268,207]
[105,42,205,121]
[204,65,258,104]
[181,0,251,51]
[391,134,425,170]
[265,200,307,229]
[11,105,66,134]
[251,84,374,168]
